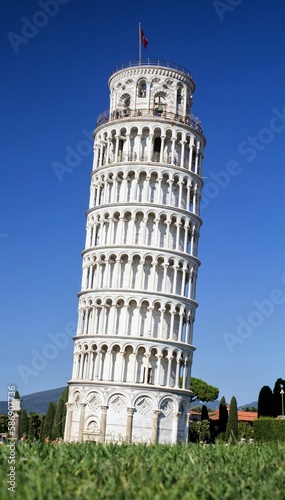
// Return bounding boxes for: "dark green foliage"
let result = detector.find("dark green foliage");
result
[19,409,29,437]
[201,405,209,421]
[258,385,274,417]
[218,396,228,435]
[39,415,46,442]
[14,390,20,399]
[51,386,69,440]
[242,406,257,412]
[253,417,285,442]
[28,413,36,440]
[272,378,285,417]
[0,414,8,434]
[238,421,254,441]
[188,420,200,442]
[190,377,219,402]
[225,396,238,442]
[188,419,210,443]
[52,398,64,440]
[60,386,69,436]
[191,405,202,412]
[42,402,56,440]
[28,413,42,441]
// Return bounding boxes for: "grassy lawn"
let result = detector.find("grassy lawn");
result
[0,442,284,499]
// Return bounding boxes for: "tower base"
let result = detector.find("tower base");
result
[64,383,190,444]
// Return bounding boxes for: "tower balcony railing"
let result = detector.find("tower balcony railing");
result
[110,59,193,78]
[99,151,197,172]
[96,108,203,133]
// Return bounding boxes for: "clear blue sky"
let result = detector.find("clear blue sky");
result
[1,0,284,406]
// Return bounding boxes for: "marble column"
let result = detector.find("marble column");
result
[172,412,181,444]
[64,403,73,442]
[100,405,108,443]
[78,402,87,442]
[125,407,135,443]
[151,409,161,443]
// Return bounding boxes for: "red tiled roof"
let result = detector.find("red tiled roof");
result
[209,410,257,422]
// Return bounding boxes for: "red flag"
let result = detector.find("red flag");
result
[140,28,148,49]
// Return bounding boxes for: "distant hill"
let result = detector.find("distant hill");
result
[239,401,258,410]
[190,400,220,411]
[190,400,258,411]
[0,387,66,414]
[0,387,258,415]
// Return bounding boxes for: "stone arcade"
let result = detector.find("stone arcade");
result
[64,60,206,444]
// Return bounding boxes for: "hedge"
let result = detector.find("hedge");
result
[253,417,285,442]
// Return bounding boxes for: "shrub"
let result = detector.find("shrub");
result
[253,417,285,442]
[238,421,254,441]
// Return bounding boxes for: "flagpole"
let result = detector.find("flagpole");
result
[139,22,141,64]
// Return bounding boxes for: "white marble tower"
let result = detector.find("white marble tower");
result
[64,60,206,444]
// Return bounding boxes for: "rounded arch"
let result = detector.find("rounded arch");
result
[133,393,155,415]
[107,390,130,409]
[85,390,103,410]
[137,78,147,98]
[159,395,177,415]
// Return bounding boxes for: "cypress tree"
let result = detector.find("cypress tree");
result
[52,398,64,439]
[258,385,273,417]
[201,404,209,421]
[39,415,46,442]
[218,396,228,434]
[27,413,37,440]
[19,409,29,438]
[14,390,20,399]
[60,387,69,437]
[272,378,285,417]
[225,396,238,442]
[42,402,56,440]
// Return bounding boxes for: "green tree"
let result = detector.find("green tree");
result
[52,398,65,440]
[225,396,238,442]
[0,414,8,434]
[191,405,202,413]
[272,378,285,417]
[242,406,257,412]
[19,409,29,437]
[60,386,69,437]
[14,390,20,399]
[39,415,46,442]
[201,405,209,421]
[258,386,273,417]
[190,378,219,403]
[218,396,228,435]
[28,413,42,441]
[42,402,56,440]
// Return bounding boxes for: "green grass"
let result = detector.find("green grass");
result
[0,442,284,499]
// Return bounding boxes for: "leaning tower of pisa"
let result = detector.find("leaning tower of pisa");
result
[64,60,206,444]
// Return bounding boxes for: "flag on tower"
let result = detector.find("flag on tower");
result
[140,28,148,49]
